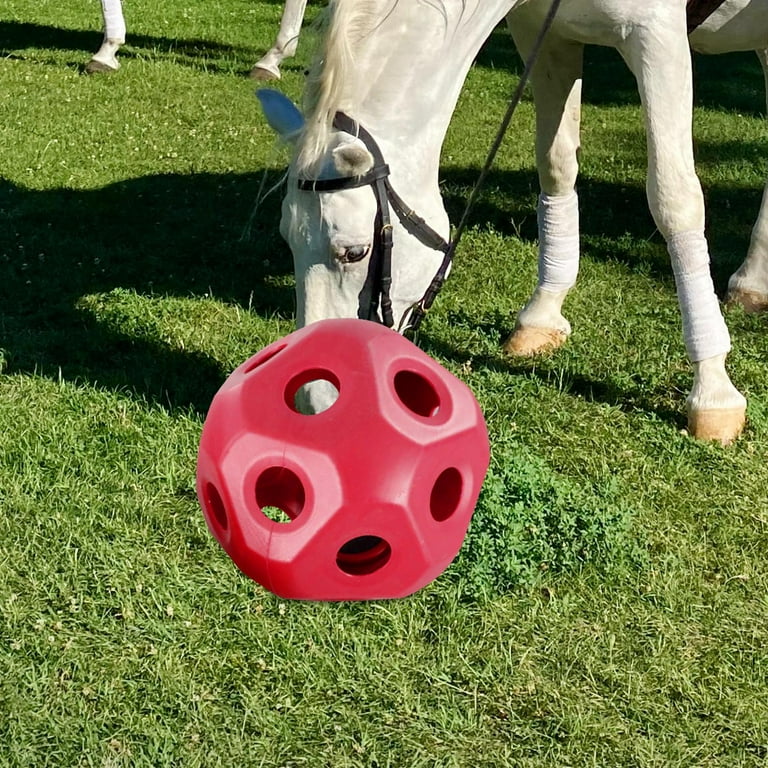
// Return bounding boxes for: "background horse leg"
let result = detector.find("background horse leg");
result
[87,0,126,73]
[251,0,309,80]
[726,48,768,313]
[503,18,584,357]
[621,18,745,444]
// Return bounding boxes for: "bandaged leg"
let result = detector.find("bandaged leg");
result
[537,189,580,293]
[101,0,126,43]
[668,230,745,443]
[88,0,126,72]
[668,231,730,361]
[506,191,579,356]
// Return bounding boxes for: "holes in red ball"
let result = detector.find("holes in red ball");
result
[336,536,392,576]
[393,369,440,418]
[255,467,306,524]
[284,368,341,415]
[430,467,463,522]
[243,343,287,374]
[204,483,228,531]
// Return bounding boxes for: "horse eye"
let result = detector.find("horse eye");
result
[340,245,370,264]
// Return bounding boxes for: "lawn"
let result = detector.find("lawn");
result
[1,2,767,766]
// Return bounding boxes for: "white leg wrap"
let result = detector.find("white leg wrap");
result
[668,230,731,362]
[101,0,126,43]
[537,190,580,293]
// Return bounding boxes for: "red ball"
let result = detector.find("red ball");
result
[196,319,489,600]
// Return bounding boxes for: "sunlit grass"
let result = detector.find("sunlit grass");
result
[1,3,767,765]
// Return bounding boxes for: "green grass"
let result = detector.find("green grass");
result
[1,3,768,766]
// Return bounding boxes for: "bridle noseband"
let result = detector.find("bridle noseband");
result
[297,112,453,333]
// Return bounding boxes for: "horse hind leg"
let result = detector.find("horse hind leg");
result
[503,20,584,357]
[623,21,745,444]
[250,0,308,80]
[86,0,125,73]
[726,49,768,313]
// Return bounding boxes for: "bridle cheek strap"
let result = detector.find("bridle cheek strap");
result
[297,112,451,332]
[380,178,453,333]
[371,175,394,328]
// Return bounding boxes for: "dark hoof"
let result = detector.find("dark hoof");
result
[85,59,117,75]
[249,66,280,81]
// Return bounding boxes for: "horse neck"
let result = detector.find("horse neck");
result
[347,1,514,190]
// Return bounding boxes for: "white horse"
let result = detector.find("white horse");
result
[86,0,307,77]
[259,0,767,444]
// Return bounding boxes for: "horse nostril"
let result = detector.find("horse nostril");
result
[338,245,370,264]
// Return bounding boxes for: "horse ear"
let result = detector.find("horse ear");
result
[332,139,374,177]
[256,88,304,141]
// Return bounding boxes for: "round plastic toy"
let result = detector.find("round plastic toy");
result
[196,318,490,601]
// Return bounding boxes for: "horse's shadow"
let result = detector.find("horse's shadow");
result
[0,20,250,54]
[1,74,762,420]
[2,153,760,419]
[0,171,294,413]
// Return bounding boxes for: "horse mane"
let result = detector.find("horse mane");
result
[296,0,382,175]
[295,0,457,175]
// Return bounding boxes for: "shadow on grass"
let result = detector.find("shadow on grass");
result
[440,166,658,247]
[2,154,761,416]
[692,50,766,118]
[474,25,522,74]
[577,46,764,116]
[1,36,762,414]
[0,171,294,412]
[0,19,279,76]
[417,311,687,430]
[1,20,250,55]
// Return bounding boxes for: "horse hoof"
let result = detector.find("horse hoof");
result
[503,326,567,357]
[687,406,746,446]
[249,65,280,81]
[85,58,119,74]
[726,288,768,314]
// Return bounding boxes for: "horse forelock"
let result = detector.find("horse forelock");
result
[295,0,379,175]
[295,0,454,176]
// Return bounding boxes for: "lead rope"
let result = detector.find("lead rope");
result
[400,0,564,335]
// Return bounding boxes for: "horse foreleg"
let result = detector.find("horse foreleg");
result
[623,20,745,444]
[250,0,309,80]
[726,48,768,313]
[86,0,126,73]
[503,20,584,357]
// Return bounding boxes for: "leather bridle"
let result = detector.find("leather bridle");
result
[297,112,452,333]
